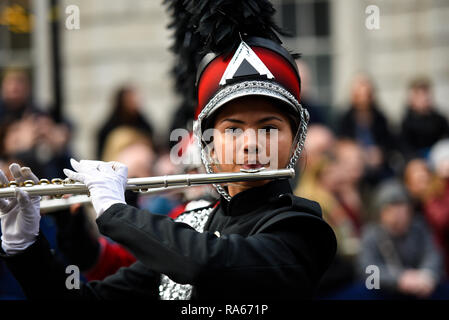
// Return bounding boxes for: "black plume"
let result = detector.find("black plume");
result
[185,0,285,55]
[164,0,202,124]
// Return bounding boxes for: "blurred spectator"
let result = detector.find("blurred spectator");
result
[0,68,73,179]
[169,104,195,149]
[101,126,155,167]
[296,151,358,297]
[403,158,440,217]
[0,115,72,179]
[357,180,448,299]
[333,139,366,232]
[167,133,217,219]
[101,125,181,215]
[296,126,359,248]
[97,85,154,159]
[0,68,41,120]
[101,126,156,207]
[424,139,449,277]
[296,61,329,125]
[293,124,335,190]
[297,130,362,253]
[302,125,335,165]
[0,69,72,299]
[337,73,395,185]
[400,77,449,159]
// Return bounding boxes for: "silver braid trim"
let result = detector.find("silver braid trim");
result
[159,206,214,300]
[193,81,309,201]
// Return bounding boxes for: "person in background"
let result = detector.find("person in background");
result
[295,61,328,125]
[138,148,184,216]
[296,149,358,298]
[97,85,154,159]
[0,68,40,120]
[166,133,217,219]
[0,69,71,299]
[424,139,449,278]
[0,68,73,179]
[293,124,335,191]
[400,77,449,159]
[333,139,366,231]
[357,180,447,299]
[337,73,395,186]
[403,158,439,217]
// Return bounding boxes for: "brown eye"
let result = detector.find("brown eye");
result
[261,125,278,131]
[225,127,242,134]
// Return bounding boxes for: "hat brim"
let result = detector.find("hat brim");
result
[196,80,302,133]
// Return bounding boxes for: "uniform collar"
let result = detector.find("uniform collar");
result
[220,179,292,216]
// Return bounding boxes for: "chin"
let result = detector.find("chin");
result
[242,180,270,188]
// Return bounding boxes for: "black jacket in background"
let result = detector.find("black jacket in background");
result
[400,108,449,158]
[1,179,336,300]
[338,106,395,152]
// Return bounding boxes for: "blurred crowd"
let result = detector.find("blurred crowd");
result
[294,62,449,299]
[1,62,449,300]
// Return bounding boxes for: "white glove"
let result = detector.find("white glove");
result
[63,159,127,218]
[0,164,41,256]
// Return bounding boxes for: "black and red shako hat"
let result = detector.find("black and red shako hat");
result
[192,37,309,175]
[195,37,302,118]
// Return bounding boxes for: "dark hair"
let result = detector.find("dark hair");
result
[112,86,133,117]
[409,76,431,91]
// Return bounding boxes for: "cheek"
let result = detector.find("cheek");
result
[270,130,294,166]
[213,132,236,163]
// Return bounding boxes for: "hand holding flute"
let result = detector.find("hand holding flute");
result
[0,160,128,256]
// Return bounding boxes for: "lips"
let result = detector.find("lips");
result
[242,163,265,170]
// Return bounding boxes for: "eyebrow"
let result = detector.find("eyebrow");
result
[219,116,284,125]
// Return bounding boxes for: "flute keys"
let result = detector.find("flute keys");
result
[8,181,18,187]
[51,178,64,198]
[39,179,50,185]
[51,178,64,185]
[23,180,36,187]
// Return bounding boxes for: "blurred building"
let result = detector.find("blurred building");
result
[1,0,448,158]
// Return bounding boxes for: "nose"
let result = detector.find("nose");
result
[244,141,259,155]
[242,131,259,155]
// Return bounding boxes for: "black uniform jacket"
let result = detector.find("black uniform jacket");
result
[0,179,337,300]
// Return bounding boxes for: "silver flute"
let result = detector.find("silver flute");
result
[0,168,295,199]
[39,185,190,213]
